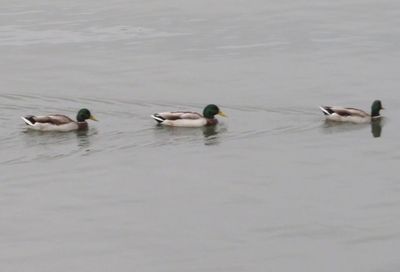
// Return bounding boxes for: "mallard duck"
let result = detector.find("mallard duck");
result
[151,104,227,127]
[21,108,97,131]
[319,100,384,123]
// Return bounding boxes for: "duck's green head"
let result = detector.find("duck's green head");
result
[77,108,97,122]
[203,104,227,119]
[371,100,384,117]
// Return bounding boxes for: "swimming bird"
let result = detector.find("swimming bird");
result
[21,108,97,131]
[151,104,227,127]
[319,100,384,123]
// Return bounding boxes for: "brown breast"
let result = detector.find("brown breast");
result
[77,122,88,130]
[206,119,218,126]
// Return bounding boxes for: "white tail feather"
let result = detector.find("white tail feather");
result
[151,114,165,123]
[319,106,331,115]
[21,116,34,126]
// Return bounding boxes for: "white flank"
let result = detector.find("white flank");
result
[162,118,207,127]
[325,113,370,123]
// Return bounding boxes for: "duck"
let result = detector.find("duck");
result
[21,108,97,131]
[319,100,384,123]
[151,104,227,127]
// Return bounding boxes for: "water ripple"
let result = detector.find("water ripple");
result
[0,25,191,46]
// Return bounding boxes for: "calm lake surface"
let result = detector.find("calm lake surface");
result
[1,1,400,271]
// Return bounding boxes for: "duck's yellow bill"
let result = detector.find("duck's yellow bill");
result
[90,115,98,121]
[218,111,227,117]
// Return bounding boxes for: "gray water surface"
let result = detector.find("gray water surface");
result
[1,1,400,271]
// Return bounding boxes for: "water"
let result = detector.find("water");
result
[1,1,400,271]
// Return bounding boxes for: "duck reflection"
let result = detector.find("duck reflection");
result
[22,128,96,148]
[371,118,383,138]
[76,129,90,148]
[75,128,98,150]
[202,125,220,145]
[22,129,74,145]
[152,124,223,146]
[322,119,384,138]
